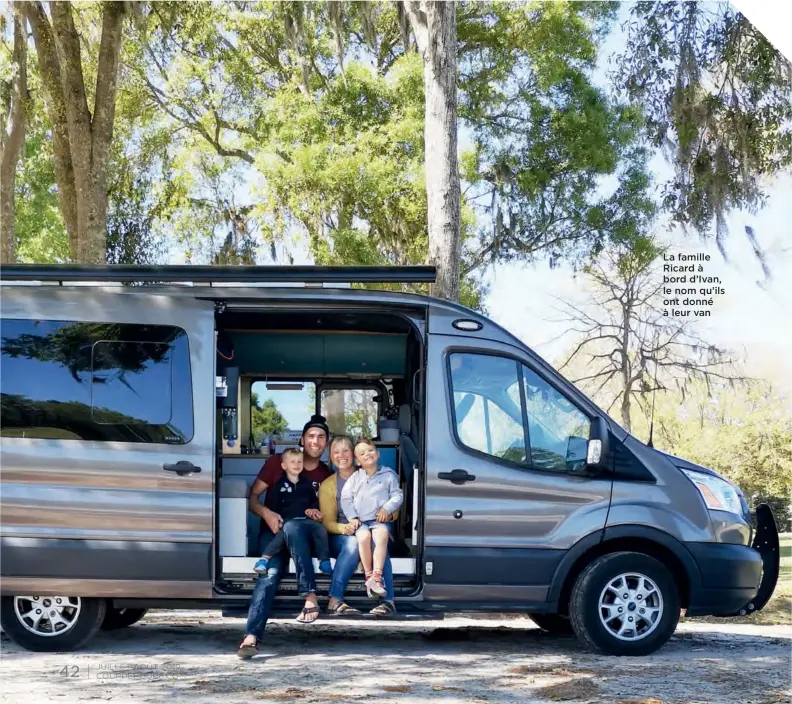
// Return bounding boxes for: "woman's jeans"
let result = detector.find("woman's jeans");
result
[245,519,317,639]
[328,533,394,602]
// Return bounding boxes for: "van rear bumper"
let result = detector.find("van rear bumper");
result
[685,504,780,617]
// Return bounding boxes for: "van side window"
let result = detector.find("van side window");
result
[0,319,193,443]
[521,365,590,472]
[449,353,527,464]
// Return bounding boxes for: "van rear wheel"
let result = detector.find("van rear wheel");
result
[0,595,106,652]
[101,607,148,631]
[529,613,575,635]
[569,552,680,656]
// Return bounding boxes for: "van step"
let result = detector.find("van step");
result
[222,607,443,621]
[221,556,417,579]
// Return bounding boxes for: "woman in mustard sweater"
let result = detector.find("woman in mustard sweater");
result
[319,435,395,616]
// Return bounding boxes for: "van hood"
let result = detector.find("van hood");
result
[657,451,743,494]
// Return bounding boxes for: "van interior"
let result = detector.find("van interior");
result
[213,307,423,598]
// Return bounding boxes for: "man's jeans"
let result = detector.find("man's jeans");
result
[245,520,317,639]
[328,533,394,602]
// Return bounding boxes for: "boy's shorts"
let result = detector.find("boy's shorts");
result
[355,520,393,538]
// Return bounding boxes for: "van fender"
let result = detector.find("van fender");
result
[546,525,703,609]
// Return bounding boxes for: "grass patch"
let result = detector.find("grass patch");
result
[779,532,791,581]
[383,685,412,693]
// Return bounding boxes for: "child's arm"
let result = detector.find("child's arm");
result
[339,471,359,520]
[381,473,404,514]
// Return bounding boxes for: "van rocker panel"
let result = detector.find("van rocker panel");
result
[0,537,211,582]
[423,546,564,589]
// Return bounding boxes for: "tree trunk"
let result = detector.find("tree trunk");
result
[21,0,79,257]
[619,302,632,433]
[0,9,28,264]
[20,1,126,264]
[404,1,461,302]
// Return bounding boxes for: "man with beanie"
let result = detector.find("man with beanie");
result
[238,415,332,657]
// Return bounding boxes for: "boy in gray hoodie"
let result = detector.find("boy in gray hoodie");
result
[341,439,404,597]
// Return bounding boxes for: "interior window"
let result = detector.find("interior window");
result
[320,388,378,438]
[449,353,526,463]
[521,366,591,472]
[250,381,316,445]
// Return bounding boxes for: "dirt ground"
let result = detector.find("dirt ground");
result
[1,611,790,704]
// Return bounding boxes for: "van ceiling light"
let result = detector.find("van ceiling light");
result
[266,383,304,391]
[452,319,483,332]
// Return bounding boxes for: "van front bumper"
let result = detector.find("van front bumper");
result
[685,503,780,617]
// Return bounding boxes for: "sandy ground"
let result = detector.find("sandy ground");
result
[1,611,790,704]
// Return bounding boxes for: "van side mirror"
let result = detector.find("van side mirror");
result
[584,416,610,472]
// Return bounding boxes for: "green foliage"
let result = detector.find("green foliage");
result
[12,49,68,263]
[632,378,792,525]
[125,1,654,305]
[251,393,288,439]
[614,1,792,252]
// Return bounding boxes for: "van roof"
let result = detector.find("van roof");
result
[0,262,481,322]
[0,264,435,285]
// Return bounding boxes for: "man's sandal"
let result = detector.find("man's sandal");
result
[295,606,321,624]
[327,601,359,615]
[369,601,396,617]
[237,638,257,659]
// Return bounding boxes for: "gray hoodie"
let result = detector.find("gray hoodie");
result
[340,466,403,523]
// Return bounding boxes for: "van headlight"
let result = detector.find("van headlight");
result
[681,469,742,515]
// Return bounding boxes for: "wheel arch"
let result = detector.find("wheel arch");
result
[548,525,702,614]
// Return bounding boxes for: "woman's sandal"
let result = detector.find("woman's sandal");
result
[327,601,359,616]
[295,606,321,624]
[237,638,258,659]
[369,601,396,617]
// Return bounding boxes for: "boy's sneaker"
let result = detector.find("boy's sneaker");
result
[253,557,270,575]
[319,559,333,575]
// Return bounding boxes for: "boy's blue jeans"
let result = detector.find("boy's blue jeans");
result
[328,533,394,601]
[245,519,318,640]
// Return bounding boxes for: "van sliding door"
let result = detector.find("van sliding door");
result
[0,289,216,599]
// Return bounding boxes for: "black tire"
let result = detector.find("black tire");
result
[0,596,106,652]
[101,607,148,631]
[569,552,680,656]
[529,613,575,635]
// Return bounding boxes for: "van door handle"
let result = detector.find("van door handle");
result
[163,461,202,476]
[438,469,476,485]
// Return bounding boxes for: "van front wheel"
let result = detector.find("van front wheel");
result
[0,595,106,652]
[569,552,680,656]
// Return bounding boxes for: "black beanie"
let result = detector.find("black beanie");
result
[302,414,329,439]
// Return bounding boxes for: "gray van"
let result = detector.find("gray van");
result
[0,265,779,656]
